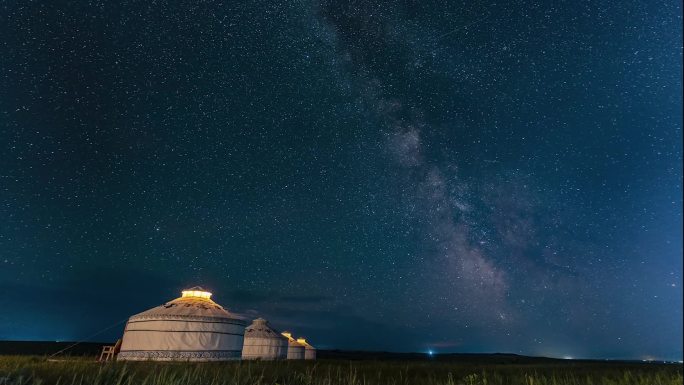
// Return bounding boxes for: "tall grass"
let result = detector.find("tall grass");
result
[0,356,681,385]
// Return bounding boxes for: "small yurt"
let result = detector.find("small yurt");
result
[241,318,288,360]
[281,331,305,359]
[296,338,316,360]
[117,286,247,361]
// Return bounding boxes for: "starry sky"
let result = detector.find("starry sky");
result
[1,0,681,360]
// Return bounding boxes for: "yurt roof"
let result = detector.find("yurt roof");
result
[282,331,305,346]
[296,338,314,349]
[128,287,246,323]
[245,318,288,339]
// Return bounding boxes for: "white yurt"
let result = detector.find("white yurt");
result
[117,286,247,361]
[281,331,305,359]
[241,318,288,360]
[296,338,316,360]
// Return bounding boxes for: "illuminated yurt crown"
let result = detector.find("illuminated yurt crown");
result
[181,286,212,299]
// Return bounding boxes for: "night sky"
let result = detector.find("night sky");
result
[1,0,681,361]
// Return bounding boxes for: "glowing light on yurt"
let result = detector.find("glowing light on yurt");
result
[296,338,316,360]
[241,318,288,360]
[281,331,305,360]
[117,286,247,361]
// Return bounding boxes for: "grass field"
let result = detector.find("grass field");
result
[0,356,681,385]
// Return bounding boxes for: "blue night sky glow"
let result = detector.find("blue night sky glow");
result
[0,0,681,360]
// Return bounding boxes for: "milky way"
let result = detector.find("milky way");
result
[0,0,681,360]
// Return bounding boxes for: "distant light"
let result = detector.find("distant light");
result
[563,356,573,360]
[428,350,434,356]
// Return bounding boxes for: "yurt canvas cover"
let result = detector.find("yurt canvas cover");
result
[117,287,247,361]
[281,332,305,360]
[241,318,288,360]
